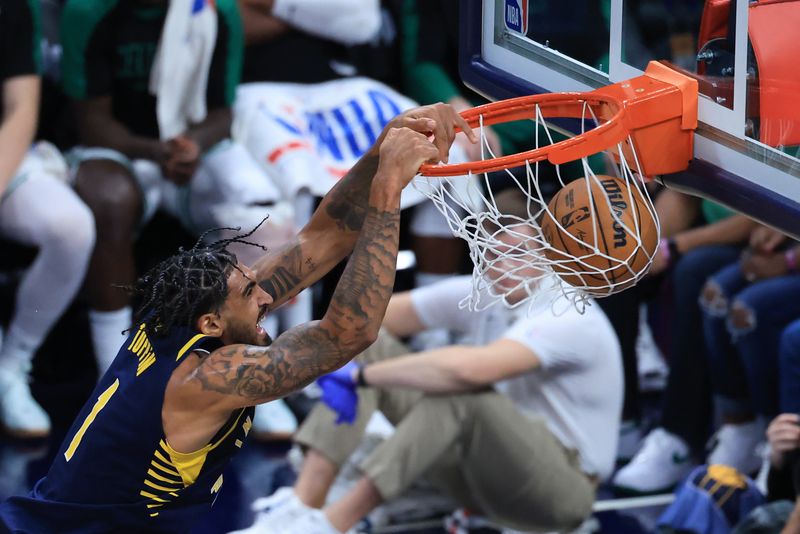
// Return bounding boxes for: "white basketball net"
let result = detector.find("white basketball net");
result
[413,101,661,313]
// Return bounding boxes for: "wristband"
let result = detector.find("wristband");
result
[356,364,369,387]
[785,249,798,272]
[659,238,671,265]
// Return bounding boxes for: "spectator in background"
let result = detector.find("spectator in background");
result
[60,0,292,375]
[613,189,758,494]
[0,0,95,438]
[233,191,623,534]
[700,226,800,474]
[399,1,656,445]
[735,323,800,532]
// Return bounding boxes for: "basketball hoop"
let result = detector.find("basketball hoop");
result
[414,61,698,311]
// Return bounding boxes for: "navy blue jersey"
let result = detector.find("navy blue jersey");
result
[0,320,255,533]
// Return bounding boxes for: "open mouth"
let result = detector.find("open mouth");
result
[256,305,268,336]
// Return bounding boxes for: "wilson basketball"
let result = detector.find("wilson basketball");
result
[540,175,658,295]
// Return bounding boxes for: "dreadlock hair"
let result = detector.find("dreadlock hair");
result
[126,220,269,338]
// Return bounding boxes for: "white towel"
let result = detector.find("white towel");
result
[149,0,218,141]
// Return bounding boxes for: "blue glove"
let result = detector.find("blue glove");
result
[317,362,360,425]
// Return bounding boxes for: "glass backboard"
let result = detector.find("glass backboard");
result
[460,0,800,237]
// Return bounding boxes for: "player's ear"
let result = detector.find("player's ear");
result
[196,312,224,337]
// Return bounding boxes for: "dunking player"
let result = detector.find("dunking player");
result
[0,104,473,533]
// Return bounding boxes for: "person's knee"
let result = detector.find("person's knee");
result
[44,196,96,259]
[700,279,729,317]
[729,299,757,336]
[548,490,593,530]
[74,160,142,233]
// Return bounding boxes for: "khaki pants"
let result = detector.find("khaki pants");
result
[295,332,596,532]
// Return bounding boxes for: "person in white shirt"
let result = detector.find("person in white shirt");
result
[231,190,624,534]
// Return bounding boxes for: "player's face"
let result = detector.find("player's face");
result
[217,265,274,346]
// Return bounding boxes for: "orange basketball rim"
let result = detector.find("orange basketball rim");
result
[419,61,699,179]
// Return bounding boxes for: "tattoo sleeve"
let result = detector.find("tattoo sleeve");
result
[256,241,304,302]
[253,154,380,306]
[321,154,380,231]
[196,187,402,405]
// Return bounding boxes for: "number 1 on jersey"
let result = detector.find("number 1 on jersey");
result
[64,378,120,462]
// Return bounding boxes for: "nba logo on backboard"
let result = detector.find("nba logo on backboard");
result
[504,0,527,35]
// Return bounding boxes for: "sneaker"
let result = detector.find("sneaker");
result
[250,486,302,515]
[707,421,766,475]
[281,508,354,534]
[252,400,298,441]
[617,420,644,464]
[0,366,50,439]
[612,428,694,494]
[229,487,306,534]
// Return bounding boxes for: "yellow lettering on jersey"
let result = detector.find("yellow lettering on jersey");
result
[128,324,157,376]
[149,512,159,517]
[128,324,146,351]
[243,416,252,437]
[137,353,156,376]
[211,474,224,494]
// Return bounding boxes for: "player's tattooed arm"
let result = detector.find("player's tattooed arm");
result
[196,121,453,406]
[251,154,379,308]
[195,202,401,405]
[250,102,471,308]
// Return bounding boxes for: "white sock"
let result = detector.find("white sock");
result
[89,307,132,375]
[0,325,39,374]
[415,271,453,288]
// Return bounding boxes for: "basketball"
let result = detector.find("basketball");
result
[540,175,658,295]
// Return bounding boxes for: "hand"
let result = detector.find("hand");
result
[162,135,200,185]
[750,225,787,254]
[376,127,440,189]
[741,250,789,282]
[374,103,476,164]
[317,362,360,425]
[767,413,800,468]
[447,96,497,162]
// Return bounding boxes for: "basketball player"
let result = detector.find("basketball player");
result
[0,104,472,533]
[234,191,624,534]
